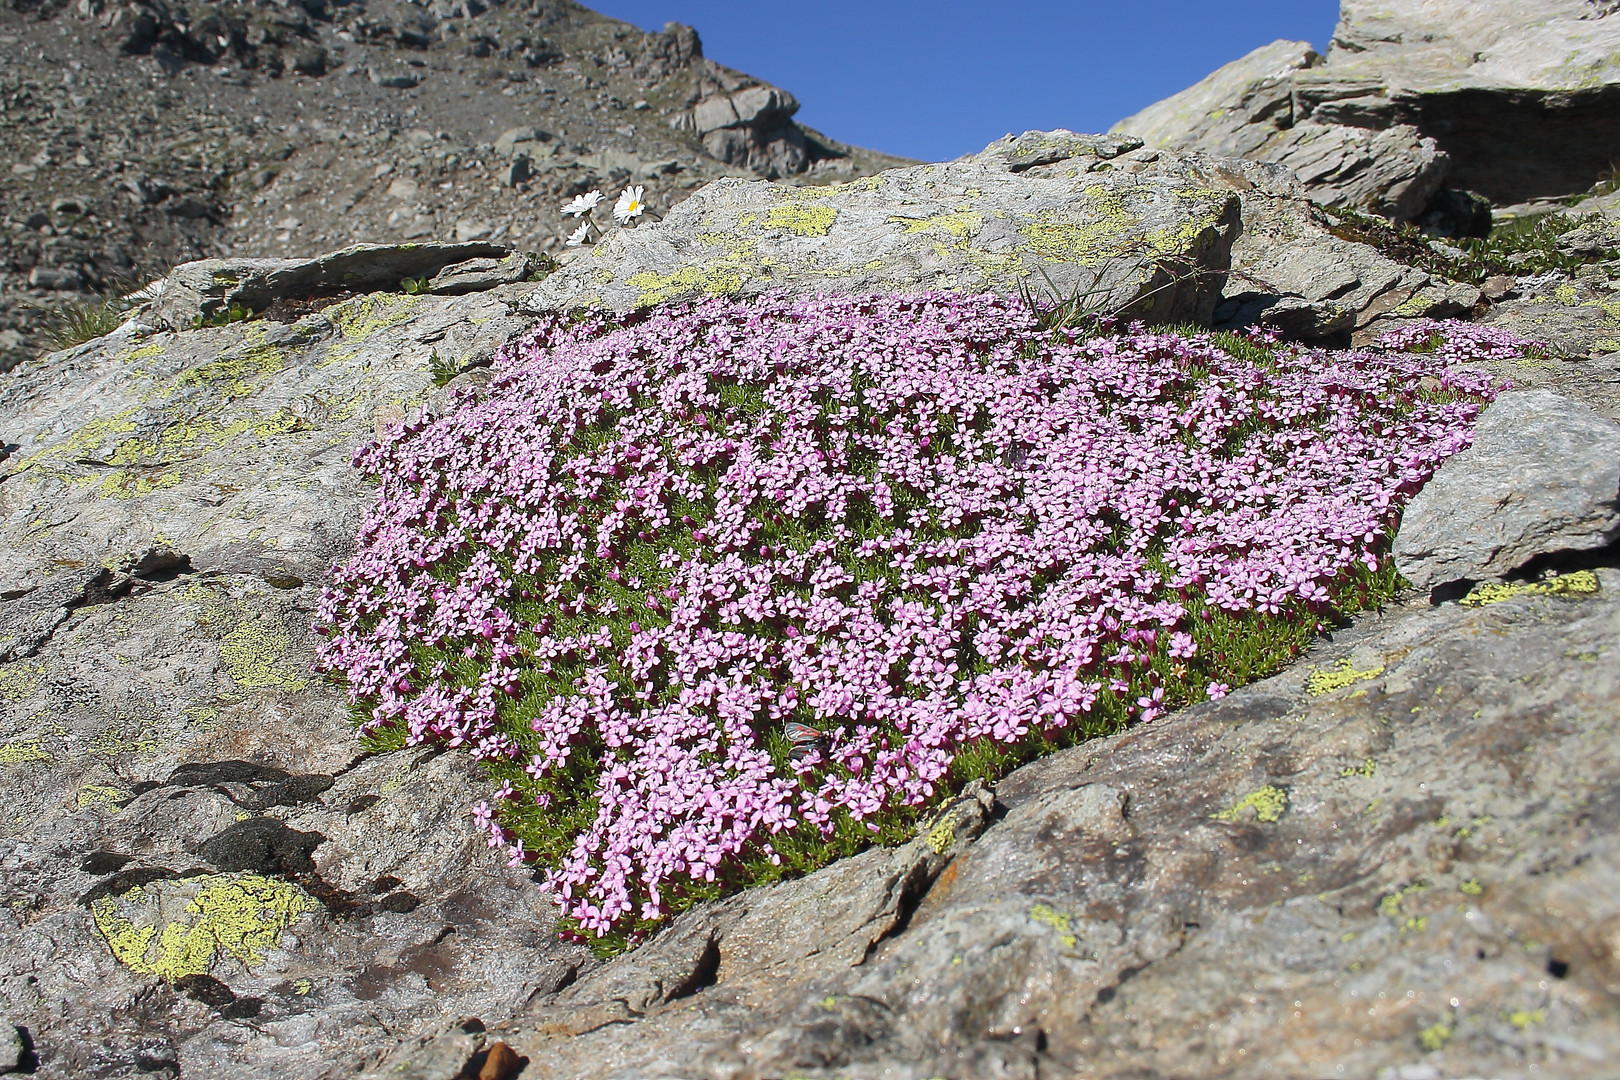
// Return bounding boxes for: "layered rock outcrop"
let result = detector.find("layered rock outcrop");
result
[1116,1,1620,224]
[1,133,1617,1079]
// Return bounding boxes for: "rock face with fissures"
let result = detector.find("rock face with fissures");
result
[0,134,1617,1080]
[0,262,595,1076]
[523,132,1242,326]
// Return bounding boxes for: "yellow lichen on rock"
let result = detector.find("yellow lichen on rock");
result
[1460,571,1600,607]
[1306,658,1387,696]
[891,209,985,239]
[219,610,307,691]
[91,873,317,981]
[763,204,838,237]
[76,784,131,810]
[1214,785,1288,823]
[627,255,753,307]
[1028,903,1079,949]
[171,331,287,398]
[18,408,140,473]
[0,741,51,766]
[326,292,422,341]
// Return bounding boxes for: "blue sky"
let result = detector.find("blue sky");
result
[592,1,1340,163]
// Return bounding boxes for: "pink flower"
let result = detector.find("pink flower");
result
[314,292,1510,935]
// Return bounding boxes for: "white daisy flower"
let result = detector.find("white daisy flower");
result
[560,190,604,217]
[613,185,646,224]
[565,222,592,247]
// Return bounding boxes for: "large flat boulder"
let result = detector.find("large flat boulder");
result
[1394,390,1620,592]
[0,273,593,1076]
[523,135,1244,326]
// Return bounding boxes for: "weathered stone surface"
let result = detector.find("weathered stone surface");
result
[0,1014,20,1072]
[1394,390,1620,591]
[1477,274,1620,408]
[427,252,537,296]
[492,126,550,161]
[525,133,1244,325]
[0,267,595,1078]
[145,243,514,327]
[1259,294,1355,340]
[1114,39,1320,158]
[4,135,1620,1079]
[1261,121,1448,223]
[1116,1,1620,215]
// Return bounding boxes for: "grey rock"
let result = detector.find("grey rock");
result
[427,252,534,295]
[493,126,549,160]
[145,242,513,325]
[524,135,1243,326]
[1116,38,1320,158]
[1215,170,1481,335]
[500,154,531,187]
[26,267,82,291]
[0,1015,20,1071]
[1117,3,1620,215]
[1258,295,1355,340]
[978,129,1145,172]
[0,569,106,663]
[692,85,799,135]
[1263,122,1448,223]
[1479,274,1620,390]
[367,1023,485,1080]
[1556,219,1620,259]
[0,271,590,1077]
[1395,390,1620,590]
[368,67,420,89]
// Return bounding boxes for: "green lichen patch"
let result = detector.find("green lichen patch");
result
[1213,785,1288,824]
[91,873,317,981]
[17,408,140,473]
[1340,758,1377,779]
[1419,1022,1453,1051]
[186,585,309,693]
[1460,570,1600,607]
[220,613,308,691]
[1378,880,1429,920]
[1506,1008,1546,1030]
[1015,187,1230,269]
[0,663,44,703]
[118,342,165,363]
[170,332,287,398]
[924,814,955,855]
[1305,658,1387,696]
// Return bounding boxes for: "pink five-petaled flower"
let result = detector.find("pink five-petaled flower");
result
[314,296,1513,937]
